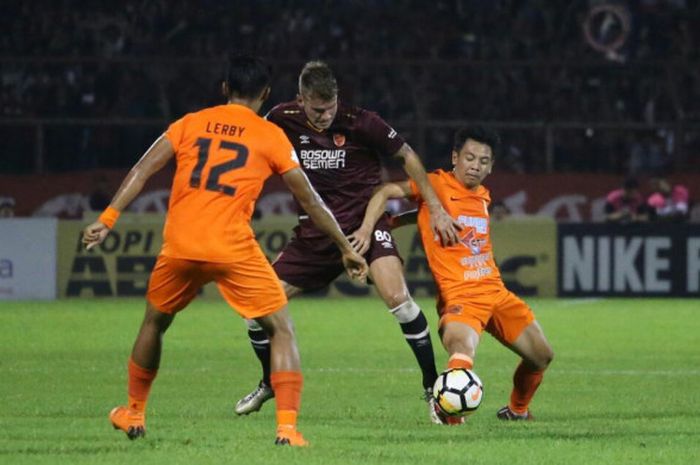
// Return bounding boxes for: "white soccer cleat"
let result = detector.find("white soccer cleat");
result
[425,388,444,425]
[235,381,274,415]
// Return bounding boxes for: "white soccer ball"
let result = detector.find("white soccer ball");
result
[433,368,484,417]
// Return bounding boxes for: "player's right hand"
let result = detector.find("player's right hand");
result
[341,250,369,284]
[430,206,462,247]
[82,221,111,250]
[347,227,372,256]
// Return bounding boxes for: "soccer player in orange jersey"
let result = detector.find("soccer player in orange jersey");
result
[82,55,368,446]
[358,126,554,424]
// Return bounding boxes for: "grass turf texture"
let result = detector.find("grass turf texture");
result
[1,297,699,465]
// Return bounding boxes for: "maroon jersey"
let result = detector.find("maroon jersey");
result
[267,101,405,238]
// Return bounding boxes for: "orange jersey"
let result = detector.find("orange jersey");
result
[163,104,299,262]
[410,169,503,300]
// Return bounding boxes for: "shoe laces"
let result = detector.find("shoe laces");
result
[241,381,269,403]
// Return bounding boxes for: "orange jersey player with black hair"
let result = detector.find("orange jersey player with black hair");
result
[359,126,554,424]
[82,54,367,446]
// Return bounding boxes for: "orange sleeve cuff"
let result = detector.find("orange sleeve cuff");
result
[98,206,121,229]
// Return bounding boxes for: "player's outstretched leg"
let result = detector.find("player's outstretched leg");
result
[235,319,274,415]
[496,361,543,421]
[498,320,553,421]
[110,305,173,439]
[432,319,481,426]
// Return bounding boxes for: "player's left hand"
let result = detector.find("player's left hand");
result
[81,221,111,250]
[347,227,372,256]
[430,207,462,247]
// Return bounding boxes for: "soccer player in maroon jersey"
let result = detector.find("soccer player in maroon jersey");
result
[234,61,462,424]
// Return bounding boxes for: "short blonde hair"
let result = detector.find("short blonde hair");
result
[298,61,338,100]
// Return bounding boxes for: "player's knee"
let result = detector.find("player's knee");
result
[267,315,296,340]
[541,346,554,369]
[381,288,411,309]
[388,299,420,323]
[443,336,476,360]
[144,306,174,332]
[531,345,554,371]
[246,319,264,331]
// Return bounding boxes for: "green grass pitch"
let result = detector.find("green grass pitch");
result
[1,297,699,465]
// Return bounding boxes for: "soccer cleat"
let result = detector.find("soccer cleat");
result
[496,405,533,421]
[109,406,145,439]
[274,425,309,447]
[424,388,444,425]
[234,380,274,415]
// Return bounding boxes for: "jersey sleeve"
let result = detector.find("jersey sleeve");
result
[408,179,422,202]
[358,110,406,158]
[164,115,186,152]
[266,125,301,175]
[264,105,283,125]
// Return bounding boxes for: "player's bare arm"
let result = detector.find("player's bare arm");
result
[393,143,461,246]
[282,167,368,283]
[82,135,175,250]
[349,182,411,255]
[388,209,418,229]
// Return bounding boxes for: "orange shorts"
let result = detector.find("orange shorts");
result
[146,247,287,319]
[438,287,535,344]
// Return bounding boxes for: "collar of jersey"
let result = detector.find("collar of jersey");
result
[305,120,326,133]
[439,170,487,200]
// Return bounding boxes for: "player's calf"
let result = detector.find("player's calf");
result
[390,300,439,390]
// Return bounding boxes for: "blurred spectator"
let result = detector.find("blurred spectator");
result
[490,201,512,222]
[647,176,690,222]
[1,1,699,174]
[604,177,649,223]
[627,133,666,176]
[0,196,16,218]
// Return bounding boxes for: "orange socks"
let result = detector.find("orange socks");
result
[509,361,544,414]
[127,358,157,413]
[270,371,303,429]
[448,353,474,370]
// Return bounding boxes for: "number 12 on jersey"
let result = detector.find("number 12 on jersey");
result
[189,137,249,196]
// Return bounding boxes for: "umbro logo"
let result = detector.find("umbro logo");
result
[300,135,310,144]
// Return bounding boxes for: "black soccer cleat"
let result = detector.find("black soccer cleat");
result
[496,405,533,421]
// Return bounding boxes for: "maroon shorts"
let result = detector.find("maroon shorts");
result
[273,215,401,291]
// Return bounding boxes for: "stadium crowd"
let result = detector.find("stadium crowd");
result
[1,0,699,174]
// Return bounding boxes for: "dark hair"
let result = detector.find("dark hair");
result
[623,177,639,190]
[453,126,501,157]
[224,54,271,99]
[298,60,338,100]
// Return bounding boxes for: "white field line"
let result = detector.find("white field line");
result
[554,298,605,307]
[307,367,700,376]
